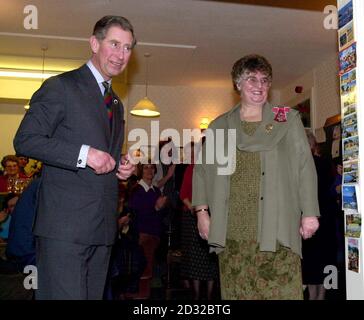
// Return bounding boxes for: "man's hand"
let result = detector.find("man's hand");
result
[116,154,136,180]
[300,216,319,239]
[86,147,116,174]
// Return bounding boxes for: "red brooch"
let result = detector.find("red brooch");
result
[272,106,290,122]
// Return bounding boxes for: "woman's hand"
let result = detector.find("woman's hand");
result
[300,216,319,239]
[155,195,168,211]
[118,215,130,228]
[196,207,210,240]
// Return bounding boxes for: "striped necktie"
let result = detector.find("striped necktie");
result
[102,81,113,127]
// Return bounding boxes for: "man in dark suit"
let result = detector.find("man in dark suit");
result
[13,16,136,300]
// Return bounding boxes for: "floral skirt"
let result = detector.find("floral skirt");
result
[219,238,303,300]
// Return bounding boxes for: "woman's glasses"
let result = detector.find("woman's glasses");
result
[241,76,272,88]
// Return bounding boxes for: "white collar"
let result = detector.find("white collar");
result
[86,60,111,86]
[138,179,155,192]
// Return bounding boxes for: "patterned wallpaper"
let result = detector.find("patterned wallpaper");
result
[124,84,238,148]
[123,84,282,149]
[122,62,340,149]
[279,53,340,142]
[313,54,341,129]
[0,54,340,158]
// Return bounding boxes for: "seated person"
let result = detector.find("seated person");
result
[0,155,27,193]
[6,178,40,268]
[0,194,19,243]
[16,155,30,178]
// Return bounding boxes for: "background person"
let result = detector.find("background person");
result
[0,155,26,193]
[192,54,320,300]
[0,193,19,243]
[180,142,218,300]
[13,15,136,300]
[128,163,167,299]
[16,155,30,178]
[6,178,40,269]
[301,131,338,300]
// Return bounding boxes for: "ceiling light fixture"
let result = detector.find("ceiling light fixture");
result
[0,46,59,81]
[199,117,210,130]
[0,68,59,79]
[23,46,50,110]
[130,53,160,117]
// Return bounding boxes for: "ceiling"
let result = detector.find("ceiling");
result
[0,0,338,90]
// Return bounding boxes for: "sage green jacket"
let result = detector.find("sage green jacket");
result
[192,102,320,257]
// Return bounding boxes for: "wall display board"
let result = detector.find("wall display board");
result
[338,0,364,299]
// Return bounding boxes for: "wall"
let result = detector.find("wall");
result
[125,84,239,149]
[0,104,26,161]
[345,0,364,300]
[280,53,341,142]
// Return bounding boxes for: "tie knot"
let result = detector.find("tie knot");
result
[102,81,110,94]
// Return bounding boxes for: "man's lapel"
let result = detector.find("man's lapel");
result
[75,65,111,143]
[108,90,124,155]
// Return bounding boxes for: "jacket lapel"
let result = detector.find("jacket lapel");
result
[108,90,124,156]
[75,65,111,143]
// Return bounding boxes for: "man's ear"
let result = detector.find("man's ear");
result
[89,35,99,54]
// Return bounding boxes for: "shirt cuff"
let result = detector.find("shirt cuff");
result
[77,145,90,168]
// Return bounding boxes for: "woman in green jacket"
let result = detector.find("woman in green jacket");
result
[192,54,320,300]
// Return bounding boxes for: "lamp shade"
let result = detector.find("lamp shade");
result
[199,117,210,129]
[130,96,160,117]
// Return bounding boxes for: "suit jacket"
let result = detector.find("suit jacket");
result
[14,64,125,245]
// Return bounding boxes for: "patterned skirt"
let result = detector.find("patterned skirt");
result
[219,239,303,300]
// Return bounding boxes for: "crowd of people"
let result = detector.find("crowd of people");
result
[0,14,345,301]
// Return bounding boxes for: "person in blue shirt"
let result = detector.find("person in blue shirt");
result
[6,178,40,268]
[0,194,19,242]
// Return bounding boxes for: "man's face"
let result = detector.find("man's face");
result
[17,156,29,168]
[5,160,19,177]
[90,25,133,80]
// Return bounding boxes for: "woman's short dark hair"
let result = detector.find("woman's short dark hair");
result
[136,163,157,179]
[1,155,19,169]
[231,54,272,92]
[93,15,137,48]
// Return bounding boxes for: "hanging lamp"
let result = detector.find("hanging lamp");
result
[24,45,48,110]
[130,53,160,117]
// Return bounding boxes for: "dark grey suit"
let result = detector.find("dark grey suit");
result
[14,64,125,299]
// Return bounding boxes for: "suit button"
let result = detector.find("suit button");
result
[262,172,265,175]
[260,197,264,200]
[78,159,82,164]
